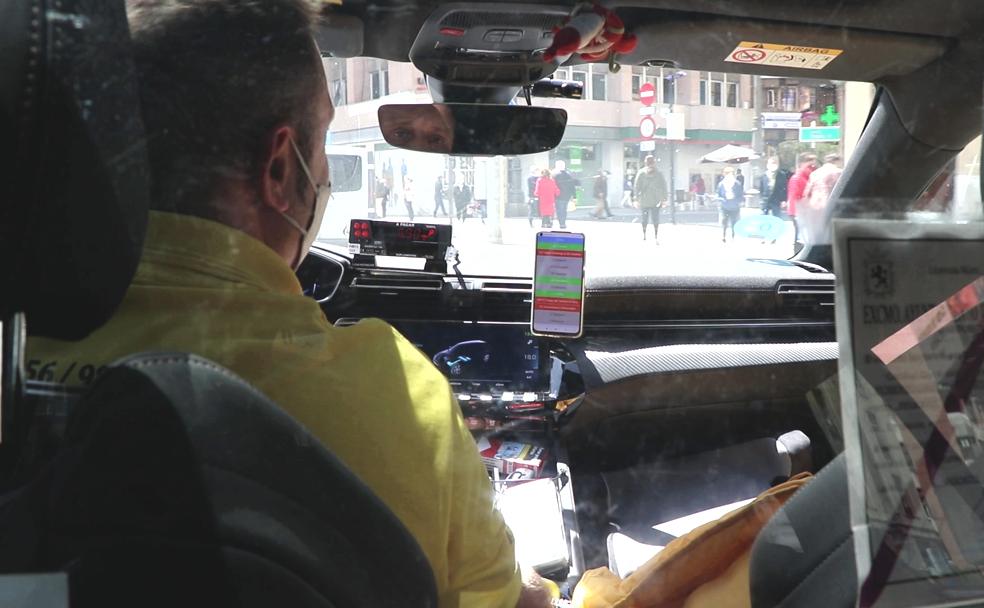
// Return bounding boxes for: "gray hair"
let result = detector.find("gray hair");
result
[127,0,322,219]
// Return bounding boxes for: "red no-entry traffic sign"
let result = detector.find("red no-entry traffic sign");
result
[639,82,656,106]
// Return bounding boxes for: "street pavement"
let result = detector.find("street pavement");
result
[346,206,801,277]
[565,203,723,226]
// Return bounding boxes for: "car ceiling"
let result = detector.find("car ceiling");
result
[324,1,983,79]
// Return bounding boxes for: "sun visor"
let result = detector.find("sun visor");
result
[618,11,948,83]
[314,13,364,58]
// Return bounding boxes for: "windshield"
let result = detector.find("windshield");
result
[316,59,927,276]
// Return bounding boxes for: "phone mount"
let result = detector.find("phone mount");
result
[348,219,453,274]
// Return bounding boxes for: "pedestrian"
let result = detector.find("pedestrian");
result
[786,153,817,254]
[758,157,789,217]
[527,166,540,227]
[534,168,559,228]
[621,167,635,208]
[801,153,843,245]
[633,154,668,242]
[403,177,415,222]
[376,177,389,218]
[592,170,611,219]
[690,174,706,207]
[433,175,447,217]
[453,180,472,222]
[717,166,744,242]
[736,168,745,187]
[552,160,579,229]
[757,156,790,244]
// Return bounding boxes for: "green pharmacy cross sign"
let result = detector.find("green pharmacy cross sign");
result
[819,105,840,126]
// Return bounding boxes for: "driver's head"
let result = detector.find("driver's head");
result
[379,104,454,154]
[127,0,333,269]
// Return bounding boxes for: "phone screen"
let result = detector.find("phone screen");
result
[531,231,585,338]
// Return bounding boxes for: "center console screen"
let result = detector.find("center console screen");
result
[388,321,544,391]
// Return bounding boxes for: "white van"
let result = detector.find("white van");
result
[318,145,371,243]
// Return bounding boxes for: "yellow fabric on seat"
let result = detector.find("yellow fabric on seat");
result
[572,473,811,608]
[27,211,522,608]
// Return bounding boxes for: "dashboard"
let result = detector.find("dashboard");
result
[298,244,842,581]
[298,244,838,420]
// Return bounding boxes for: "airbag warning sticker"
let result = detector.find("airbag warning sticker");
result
[725,41,842,70]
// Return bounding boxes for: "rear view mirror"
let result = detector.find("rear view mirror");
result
[378,103,567,156]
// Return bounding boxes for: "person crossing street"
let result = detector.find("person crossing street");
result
[633,155,668,242]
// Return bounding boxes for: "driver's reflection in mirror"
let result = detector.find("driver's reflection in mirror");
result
[378,104,454,153]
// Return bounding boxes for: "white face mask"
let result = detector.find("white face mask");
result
[280,136,331,269]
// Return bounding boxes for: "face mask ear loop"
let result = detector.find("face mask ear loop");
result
[290,136,318,193]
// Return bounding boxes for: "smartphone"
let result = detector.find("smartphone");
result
[531,231,586,338]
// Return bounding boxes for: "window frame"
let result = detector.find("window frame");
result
[369,66,389,100]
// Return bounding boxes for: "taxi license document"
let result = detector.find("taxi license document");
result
[835,220,984,608]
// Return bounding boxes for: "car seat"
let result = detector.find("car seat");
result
[0,1,436,606]
[749,452,856,608]
[603,431,812,578]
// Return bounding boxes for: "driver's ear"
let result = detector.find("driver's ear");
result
[259,125,295,214]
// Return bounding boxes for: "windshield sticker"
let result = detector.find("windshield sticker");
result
[835,220,984,606]
[725,41,842,70]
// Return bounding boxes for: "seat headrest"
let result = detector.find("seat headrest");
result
[0,0,149,340]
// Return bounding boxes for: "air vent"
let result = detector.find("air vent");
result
[777,281,835,314]
[481,281,532,292]
[352,276,443,291]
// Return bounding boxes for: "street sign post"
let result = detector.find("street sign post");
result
[639,116,657,139]
[799,126,841,142]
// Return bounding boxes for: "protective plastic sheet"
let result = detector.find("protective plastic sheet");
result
[834,219,984,607]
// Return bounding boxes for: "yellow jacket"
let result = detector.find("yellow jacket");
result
[28,211,522,608]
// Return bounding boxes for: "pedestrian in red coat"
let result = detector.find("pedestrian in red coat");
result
[785,153,817,251]
[534,169,560,228]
